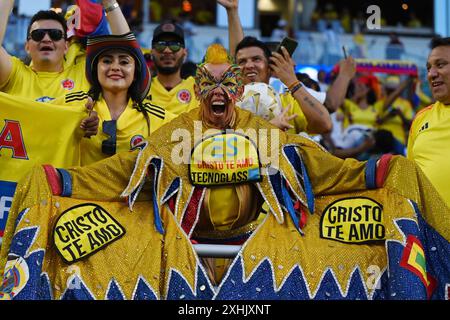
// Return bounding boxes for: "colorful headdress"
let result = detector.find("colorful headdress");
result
[195,44,243,103]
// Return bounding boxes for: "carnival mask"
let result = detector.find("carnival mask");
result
[195,63,244,129]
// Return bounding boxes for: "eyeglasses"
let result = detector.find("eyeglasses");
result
[102,120,117,155]
[152,41,184,53]
[28,29,65,42]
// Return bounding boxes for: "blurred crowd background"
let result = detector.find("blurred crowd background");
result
[4,0,447,98]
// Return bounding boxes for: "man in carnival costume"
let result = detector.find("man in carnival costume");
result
[1,44,450,300]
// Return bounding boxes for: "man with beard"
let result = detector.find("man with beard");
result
[148,22,200,115]
[148,1,242,116]
[235,36,332,134]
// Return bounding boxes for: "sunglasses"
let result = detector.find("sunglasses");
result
[153,41,184,53]
[102,120,117,155]
[28,29,65,42]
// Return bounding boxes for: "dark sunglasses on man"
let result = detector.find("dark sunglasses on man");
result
[28,29,65,42]
[152,40,184,53]
[102,120,117,155]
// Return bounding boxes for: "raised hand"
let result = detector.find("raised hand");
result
[269,46,297,87]
[80,97,99,138]
[339,56,357,80]
[217,0,239,10]
[269,104,297,131]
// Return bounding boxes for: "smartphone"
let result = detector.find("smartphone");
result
[275,37,298,57]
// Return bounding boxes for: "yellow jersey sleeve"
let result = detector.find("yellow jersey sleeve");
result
[64,41,86,69]
[141,101,177,133]
[405,102,450,208]
[376,97,414,144]
[0,56,22,93]
[0,54,89,102]
[164,109,178,123]
[406,105,432,160]
[50,91,90,107]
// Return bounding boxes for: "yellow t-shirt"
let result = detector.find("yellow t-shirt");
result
[63,41,86,69]
[375,97,414,145]
[52,92,176,165]
[341,99,377,129]
[148,76,199,115]
[0,45,89,102]
[407,101,450,208]
[279,93,308,134]
[207,186,240,231]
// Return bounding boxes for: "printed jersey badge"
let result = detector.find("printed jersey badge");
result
[130,135,145,149]
[177,89,191,103]
[35,96,55,102]
[0,254,29,300]
[61,79,75,90]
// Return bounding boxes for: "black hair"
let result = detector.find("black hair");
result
[346,81,355,99]
[367,88,377,105]
[27,10,68,39]
[87,53,151,132]
[430,36,450,49]
[373,129,395,154]
[346,81,377,105]
[235,36,272,61]
[181,61,198,79]
[296,72,321,91]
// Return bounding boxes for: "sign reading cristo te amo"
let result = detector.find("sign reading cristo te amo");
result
[189,132,261,186]
[320,197,386,244]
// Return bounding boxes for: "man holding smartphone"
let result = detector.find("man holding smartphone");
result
[234,36,332,134]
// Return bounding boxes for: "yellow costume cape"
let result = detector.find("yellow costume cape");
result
[1,107,449,300]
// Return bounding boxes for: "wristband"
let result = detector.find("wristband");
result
[105,2,119,13]
[290,82,302,94]
[287,80,301,91]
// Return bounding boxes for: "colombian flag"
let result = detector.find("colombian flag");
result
[355,59,418,76]
[400,235,437,298]
[332,59,419,76]
[0,92,85,239]
[66,0,110,39]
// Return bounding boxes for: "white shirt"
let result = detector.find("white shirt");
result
[268,77,326,104]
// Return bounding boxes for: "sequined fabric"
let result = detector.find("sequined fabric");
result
[123,107,369,228]
[2,105,450,300]
[0,156,213,299]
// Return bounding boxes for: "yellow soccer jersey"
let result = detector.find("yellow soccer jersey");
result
[407,101,450,208]
[341,99,377,129]
[279,93,308,134]
[149,76,199,115]
[53,91,176,165]
[63,41,86,69]
[0,47,89,103]
[375,97,414,145]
